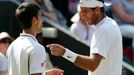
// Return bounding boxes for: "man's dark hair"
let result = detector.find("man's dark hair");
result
[15,2,40,29]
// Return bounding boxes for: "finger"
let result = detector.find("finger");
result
[58,69,64,73]
[46,44,53,48]
[60,70,64,73]
[60,73,62,75]
[46,44,57,48]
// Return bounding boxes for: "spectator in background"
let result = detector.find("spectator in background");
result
[69,0,79,15]
[70,4,95,44]
[0,32,13,75]
[104,0,112,2]
[112,0,134,63]
[25,0,67,28]
[13,0,25,3]
[50,0,69,26]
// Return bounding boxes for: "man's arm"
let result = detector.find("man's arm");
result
[75,53,103,72]
[46,44,103,72]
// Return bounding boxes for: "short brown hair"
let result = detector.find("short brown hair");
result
[15,2,41,29]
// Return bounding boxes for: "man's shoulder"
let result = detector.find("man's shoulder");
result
[103,17,118,26]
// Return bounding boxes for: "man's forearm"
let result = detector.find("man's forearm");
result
[74,54,103,72]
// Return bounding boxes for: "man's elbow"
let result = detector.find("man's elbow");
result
[88,66,98,72]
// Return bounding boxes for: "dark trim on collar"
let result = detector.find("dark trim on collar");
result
[20,33,37,42]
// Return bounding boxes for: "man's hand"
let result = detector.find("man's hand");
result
[46,44,66,56]
[46,69,64,75]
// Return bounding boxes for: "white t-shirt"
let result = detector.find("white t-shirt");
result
[89,17,123,75]
[0,52,8,75]
[7,34,46,75]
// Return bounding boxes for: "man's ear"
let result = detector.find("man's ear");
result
[32,17,37,24]
[95,6,101,14]
[32,17,37,22]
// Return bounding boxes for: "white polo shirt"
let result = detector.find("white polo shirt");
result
[89,17,123,75]
[7,34,46,75]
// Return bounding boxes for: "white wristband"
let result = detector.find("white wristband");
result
[62,49,78,63]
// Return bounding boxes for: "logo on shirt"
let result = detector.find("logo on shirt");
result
[41,60,46,67]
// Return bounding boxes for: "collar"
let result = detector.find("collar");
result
[20,33,37,42]
[96,16,108,28]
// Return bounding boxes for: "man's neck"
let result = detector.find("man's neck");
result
[23,29,36,37]
[95,14,106,25]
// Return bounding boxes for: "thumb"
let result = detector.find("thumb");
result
[46,44,51,48]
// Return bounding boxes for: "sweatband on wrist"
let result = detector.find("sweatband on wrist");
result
[62,49,78,63]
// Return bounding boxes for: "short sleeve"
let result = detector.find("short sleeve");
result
[90,27,112,58]
[29,45,46,74]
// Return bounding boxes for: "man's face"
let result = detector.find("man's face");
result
[80,7,95,26]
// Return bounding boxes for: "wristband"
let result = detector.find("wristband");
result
[62,49,78,63]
